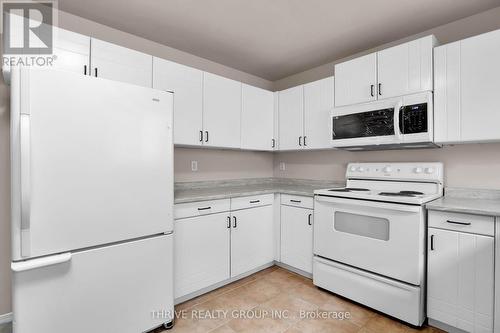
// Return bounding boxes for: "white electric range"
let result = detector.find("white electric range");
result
[313,162,444,326]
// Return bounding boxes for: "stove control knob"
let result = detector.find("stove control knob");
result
[383,166,392,173]
[357,166,365,172]
[350,166,357,172]
[425,167,434,174]
[414,167,423,174]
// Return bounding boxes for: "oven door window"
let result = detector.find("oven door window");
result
[334,211,389,241]
[332,108,394,140]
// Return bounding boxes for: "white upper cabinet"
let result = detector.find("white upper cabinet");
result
[335,35,436,107]
[335,53,377,106]
[278,85,304,150]
[273,92,280,150]
[90,38,152,87]
[303,76,334,149]
[202,72,242,149]
[153,58,203,146]
[52,28,90,75]
[434,29,500,144]
[377,36,435,99]
[241,84,274,151]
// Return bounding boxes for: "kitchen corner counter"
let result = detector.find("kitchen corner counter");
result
[174,178,344,204]
[426,187,500,216]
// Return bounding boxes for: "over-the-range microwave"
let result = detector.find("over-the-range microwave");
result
[330,91,437,150]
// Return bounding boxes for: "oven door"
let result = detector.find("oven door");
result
[331,97,403,148]
[314,195,425,285]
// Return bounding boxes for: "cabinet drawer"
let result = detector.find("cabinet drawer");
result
[231,194,273,211]
[174,199,230,220]
[428,210,494,236]
[281,194,314,209]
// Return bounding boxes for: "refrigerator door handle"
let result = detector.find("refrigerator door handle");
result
[11,252,72,272]
[20,114,31,257]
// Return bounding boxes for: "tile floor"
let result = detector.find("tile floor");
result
[157,266,444,333]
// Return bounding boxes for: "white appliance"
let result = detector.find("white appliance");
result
[313,162,444,326]
[330,91,436,150]
[10,68,174,333]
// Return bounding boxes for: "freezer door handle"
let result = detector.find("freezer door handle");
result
[11,252,72,272]
[20,114,31,257]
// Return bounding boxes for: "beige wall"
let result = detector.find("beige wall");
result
[274,144,500,189]
[0,79,10,316]
[273,6,500,90]
[175,148,273,182]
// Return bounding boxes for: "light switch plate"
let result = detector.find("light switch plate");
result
[279,162,286,171]
[191,161,198,172]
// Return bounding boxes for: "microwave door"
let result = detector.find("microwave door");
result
[331,107,397,147]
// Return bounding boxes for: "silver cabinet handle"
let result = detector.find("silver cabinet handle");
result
[84,65,87,75]
[20,114,31,257]
[378,83,382,96]
[304,136,307,146]
[11,252,72,272]
[272,139,275,148]
[446,220,471,226]
[290,199,301,203]
[370,84,374,97]
[205,131,209,143]
[232,216,237,228]
[227,216,231,229]
[94,67,98,77]
[298,136,302,146]
[430,235,435,251]
[308,213,312,226]
[199,130,203,142]
[197,206,211,211]
[250,200,260,204]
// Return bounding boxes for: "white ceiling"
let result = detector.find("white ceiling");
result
[58,0,500,80]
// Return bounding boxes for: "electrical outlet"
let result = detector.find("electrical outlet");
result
[279,162,286,171]
[191,161,198,172]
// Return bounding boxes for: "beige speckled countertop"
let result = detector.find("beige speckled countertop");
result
[174,178,344,204]
[426,187,500,217]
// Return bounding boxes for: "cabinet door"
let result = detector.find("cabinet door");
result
[280,205,313,273]
[303,76,334,150]
[90,38,152,87]
[231,206,274,277]
[174,213,230,299]
[241,84,274,151]
[377,36,434,99]
[334,53,377,106]
[203,72,242,148]
[153,58,203,146]
[434,30,500,144]
[428,228,494,332]
[278,86,304,150]
[460,30,500,142]
[273,92,280,150]
[52,28,90,75]
[434,42,461,143]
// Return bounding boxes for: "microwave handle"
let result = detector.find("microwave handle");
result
[393,101,403,141]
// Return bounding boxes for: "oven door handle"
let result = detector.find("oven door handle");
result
[393,100,403,141]
[315,195,422,213]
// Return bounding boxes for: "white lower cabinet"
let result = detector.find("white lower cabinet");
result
[280,202,314,274]
[174,195,274,300]
[231,205,274,277]
[174,212,230,299]
[428,221,494,332]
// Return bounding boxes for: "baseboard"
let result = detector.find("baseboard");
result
[275,261,313,279]
[0,313,12,325]
[174,262,275,305]
[428,319,468,333]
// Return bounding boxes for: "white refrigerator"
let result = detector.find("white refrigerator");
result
[10,68,174,333]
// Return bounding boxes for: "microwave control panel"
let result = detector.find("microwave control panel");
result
[399,103,428,134]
